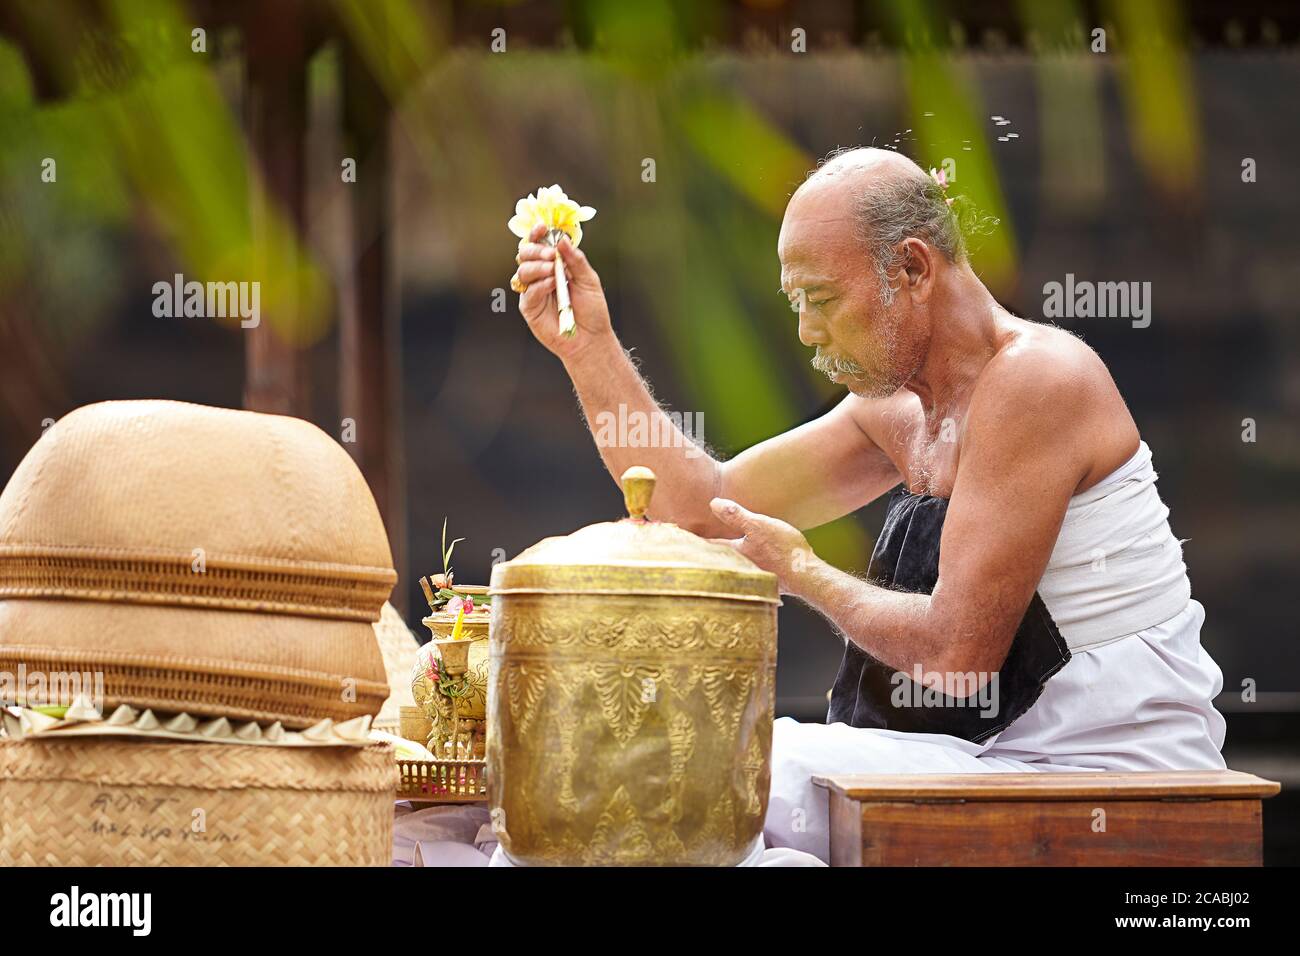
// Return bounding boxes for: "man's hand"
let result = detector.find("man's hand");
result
[709,497,814,594]
[512,222,615,363]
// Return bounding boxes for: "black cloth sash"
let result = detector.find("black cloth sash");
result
[826,486,1071,743]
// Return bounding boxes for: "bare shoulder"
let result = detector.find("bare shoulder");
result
[841,388,923,462]
[971,319,1140,487]
[985,320,1112,398]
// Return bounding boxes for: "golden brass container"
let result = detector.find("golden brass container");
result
[487,467,780,866]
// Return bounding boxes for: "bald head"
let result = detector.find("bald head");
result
[798,146,931,197]
[781,146,965,306]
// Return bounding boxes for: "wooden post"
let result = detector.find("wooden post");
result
[241,0,312,419]
[340,41,407,614]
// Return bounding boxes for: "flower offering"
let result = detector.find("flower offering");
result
[507,184,596,337]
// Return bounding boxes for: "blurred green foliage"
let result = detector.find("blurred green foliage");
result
[1106,0,1200,195]
[0,0,328,345]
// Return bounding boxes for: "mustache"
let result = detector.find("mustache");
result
[811,348,867,380]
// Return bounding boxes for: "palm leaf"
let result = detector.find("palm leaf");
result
[440,517,466,578]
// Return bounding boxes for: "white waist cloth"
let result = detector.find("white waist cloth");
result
[1040,440,1191,650]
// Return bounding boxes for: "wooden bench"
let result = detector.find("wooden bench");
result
[813,770,1281,866]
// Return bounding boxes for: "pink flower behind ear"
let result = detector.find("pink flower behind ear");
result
[929,166,948,189]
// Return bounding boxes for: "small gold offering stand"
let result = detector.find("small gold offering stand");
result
[397,756,487,803]
[401,583,490,803]
[396,706,486,803]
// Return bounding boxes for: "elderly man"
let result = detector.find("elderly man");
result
[510,147,1225,863]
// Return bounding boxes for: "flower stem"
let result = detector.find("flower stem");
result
[548,228,576,337]
[555,254,576,337]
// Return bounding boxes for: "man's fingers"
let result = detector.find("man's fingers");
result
[520,275,556,297]
[519,275,555,312]
[516,243,555,263]
[709,497,758,533]
[557,237,596,282]
[529,223,547,243]
[517,259,557,284]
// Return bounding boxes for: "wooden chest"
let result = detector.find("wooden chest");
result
[813,770,1280,866]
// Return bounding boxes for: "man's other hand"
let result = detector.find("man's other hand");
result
[709,497,815,594]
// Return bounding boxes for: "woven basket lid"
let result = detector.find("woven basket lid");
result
[0,400,396,728]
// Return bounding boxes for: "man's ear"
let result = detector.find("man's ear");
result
[900,238,934,303]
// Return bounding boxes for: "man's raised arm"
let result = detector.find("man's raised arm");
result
[513,227,899,536]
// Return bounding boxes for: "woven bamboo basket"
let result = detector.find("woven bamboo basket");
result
[0,401,397,730]
[0,738,398,866]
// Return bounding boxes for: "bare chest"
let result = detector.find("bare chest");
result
[881,407,965,498]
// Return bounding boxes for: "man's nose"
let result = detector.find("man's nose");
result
[797,308,826,348]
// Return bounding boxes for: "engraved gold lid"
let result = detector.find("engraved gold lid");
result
[490,466,779,604]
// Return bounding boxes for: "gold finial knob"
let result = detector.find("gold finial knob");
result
[621,466,657,520]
